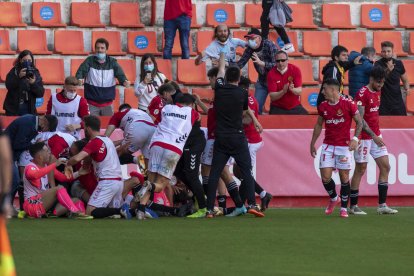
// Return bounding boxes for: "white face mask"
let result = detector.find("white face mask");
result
[66,91,76,100]
[248,39,257,48]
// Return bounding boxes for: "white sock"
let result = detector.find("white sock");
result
[259,191,267,198]
[331,196,338,202]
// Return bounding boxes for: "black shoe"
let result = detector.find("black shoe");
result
[260,193,273,212]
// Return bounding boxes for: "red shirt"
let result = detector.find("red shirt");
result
[164,0,192,21]
[148,95,165,125]
[47,134,70,159]
[83,137,108,163]
[206,107,216,140]
[108,109,129,128]
[267,64,302,110]
[46,92,90,119]
[354,86,381,140]
[318,97,359,146]
[75,162,98,196]
[244,96,262,143]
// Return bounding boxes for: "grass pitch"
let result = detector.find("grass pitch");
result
[7,208,414,276]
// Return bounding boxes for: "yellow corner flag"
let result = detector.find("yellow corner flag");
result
[0,217,16,276]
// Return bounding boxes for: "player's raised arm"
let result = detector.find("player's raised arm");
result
[310,116,324,158]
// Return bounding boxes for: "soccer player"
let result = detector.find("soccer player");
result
[136,94,200,220]
[147,83,175,125]
[310,78,362,218]
[351,67,398,215]
[47,132,77,160]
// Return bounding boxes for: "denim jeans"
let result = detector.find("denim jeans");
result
[163,15,191,59]
[254,81,269,114]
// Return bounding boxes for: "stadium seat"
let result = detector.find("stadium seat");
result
[319,59,349,85]
[156,59,173,81]
[113,89,121,111]
[110,2,144,28]
[71,2,104,28]
[0,2,26,27]
[322,4,355,29]
[54,30,86,55]
[92,31,126,56]
[0,30,15,54]
[32,2,66,27]
[176,60,209,85]
[248,60,258,84]
[127,31,160,56]
[270,31,303,57]
[244,4,262,28]
[300,88,319,114]
[398,4,414,28]
[338,31,367,53]
[410,33,414,55]
[70,59,84,77]
[35,88,52,114]
[232,31,248,55]
[407,94,414,114]
[192,88,214,108]
[195,31,215,54]
[373,32,407,57]
[191,4,201,28]
[289,60,318,85]
[286,4,317,29]
[17,30,51,55]
[360,4,393,29]
[116,59,136,85]
[36,59,65,85]
[303,31,331,57]
[0,88,6,114]
[263,94,271,114]
[403,60,414,88]
[162,32,196,56]
[0,58,14,82]
[206,4,240,28]
[123,88,139,109]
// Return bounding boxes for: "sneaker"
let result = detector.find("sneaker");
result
[377,205,398,215]
[340,209,349,218]
[349,205,367,215]
[206,210,215,218]
[282,43,295,53]
[136,210,146,220]
[145,208,159,219]
[213,206,224,216]
[120,203,132,219]
[325,197,339,215]
[187,208,207,218]
[247,205,265,217]
[70,212,94,220]
[17,210,26,219]
[260,193,273,212]
[137,180,152,199]
[226,206,247,217]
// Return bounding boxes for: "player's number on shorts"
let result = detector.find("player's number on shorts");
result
[363,147,368,155]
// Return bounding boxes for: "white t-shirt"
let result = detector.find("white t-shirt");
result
[202,38,246,63]
[134,72,166,111]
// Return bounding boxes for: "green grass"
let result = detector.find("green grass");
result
[7,208,414,276]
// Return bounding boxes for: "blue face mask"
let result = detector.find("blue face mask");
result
[248,40,257,49]
[96,53,106,60]
[144,64,155,72]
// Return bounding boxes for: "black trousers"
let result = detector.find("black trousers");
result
[261,0,290,43]
[269,104,308,115]
[175,136,206,209]
[206,134,255,211]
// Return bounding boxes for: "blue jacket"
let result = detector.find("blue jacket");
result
[5,115,38,161]
[348,51,374,98]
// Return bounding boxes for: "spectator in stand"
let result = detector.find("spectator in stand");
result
[267,51,306,114]
[134,54,167,112]
[195,24,246,67]
[374,41,410,116]
[317,45,355,106]
[75,38,130,116]
[163,0,192,59]
[46,76,89,139]
[237,28,278,114]
[4,50,45,116]
[348,47,376,98]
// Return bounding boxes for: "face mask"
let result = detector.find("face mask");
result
[66,91,76,100]
[248,40,257,49]
[96,53,106,60]
[144,64,154,72]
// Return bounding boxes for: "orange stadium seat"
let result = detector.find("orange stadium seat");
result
[403,60,414,87]
[319,59,349,85]
[176,60,209,85]
[17,30,51,55]
[244,4,262,28]
[195,31,215,54]
[398,4,414,29]
[409,33,414,55]
[191,4,201,28]
[248,60,258,84]
[70,59,84,77]
[36,59,65,85]
[71,2,104,28]
[54,30,86,55]
[206,4,240,28]
[0,58,14,82]
[303,31,331,57]
[156,59,173,81]
[32,2,66,27]
[338,31,367,53]
[110,2,144,28]
[127,31,160,56]
[407,94,414,114]
[270,31,303,57]
[360,4,392,29]
[35,89,52,114]
[92,31,126,56]
[373,32,407,57]
[116,59,136,85]
[123,88,139,109]
[286,4,317,29]
[322,4,355,29]
[289,60,318,85]
[0,2,26,27]
[0,88,6,114]
[0,30,15,54]
[300,88,319,114]
[192,88,214,108]
[263,95,271,114]
[162,32,196,56]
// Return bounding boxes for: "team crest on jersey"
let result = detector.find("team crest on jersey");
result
[357,101,362,105]
[336,109,343,116]
[323,111,327,116]
[154,109,159,115]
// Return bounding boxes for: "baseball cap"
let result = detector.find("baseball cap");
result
[244,28,262,39]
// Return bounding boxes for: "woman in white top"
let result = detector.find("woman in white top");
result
[134,53,167,111]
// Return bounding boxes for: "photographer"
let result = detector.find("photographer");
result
[4,50,45,116]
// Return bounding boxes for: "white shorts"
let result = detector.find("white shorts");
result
[201,139,232,166]
[248,141,263,166]
[319,144,353,170]
[18,150,32,167]
[148,145,181,179]
[88,179,123,208]
[124,121,156,159]
[354,139,388,163]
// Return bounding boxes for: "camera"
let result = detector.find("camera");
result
[21,60,35,79]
